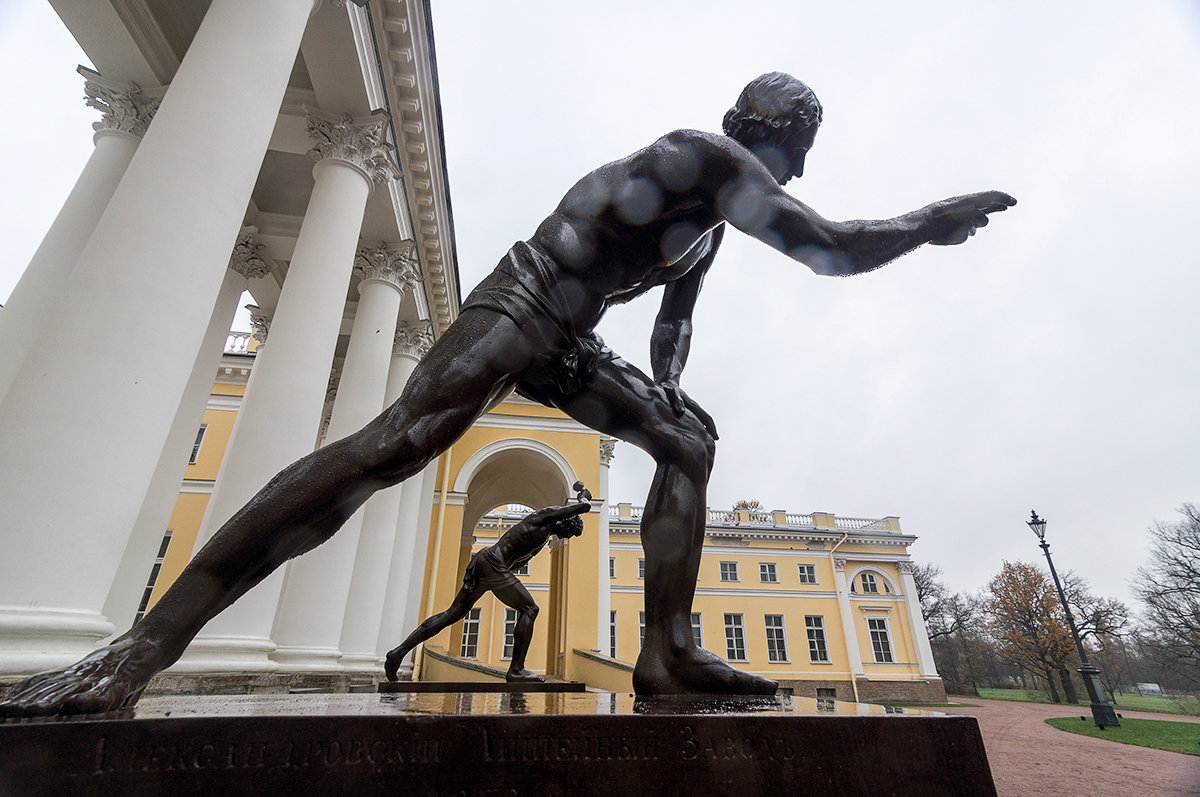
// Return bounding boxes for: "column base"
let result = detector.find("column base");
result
[270,645,346,672]
[170,636,278,673]
[0,605,114,675]
[338,652,384,673]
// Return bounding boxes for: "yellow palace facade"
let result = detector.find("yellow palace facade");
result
[148,339,944,703]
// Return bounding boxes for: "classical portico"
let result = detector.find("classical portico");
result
[0,0,459,677]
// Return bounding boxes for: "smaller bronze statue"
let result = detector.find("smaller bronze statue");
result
[384,493,592,683]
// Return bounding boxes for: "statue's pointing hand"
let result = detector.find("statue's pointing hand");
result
[925,191,1017,246]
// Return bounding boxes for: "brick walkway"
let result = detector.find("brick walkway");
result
[946,697,1200,796]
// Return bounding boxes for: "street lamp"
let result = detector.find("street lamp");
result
[1026,510,1120,729]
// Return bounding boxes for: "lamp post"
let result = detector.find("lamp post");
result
[1026,510,1119,729]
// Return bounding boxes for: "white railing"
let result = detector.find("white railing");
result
[490,503,894,533]
[225,331,253,354]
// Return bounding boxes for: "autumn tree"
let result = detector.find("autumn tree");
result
[912,563,990,694]
[984,561,1075,702]
[1134,503,1200,686]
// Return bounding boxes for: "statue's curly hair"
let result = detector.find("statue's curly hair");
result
[722,72,822,149]
[555,513,585,538]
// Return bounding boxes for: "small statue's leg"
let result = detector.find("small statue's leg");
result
[504,604,543,683]
[384,587,483,681]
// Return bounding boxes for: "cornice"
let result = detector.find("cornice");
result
[369,0,460,335]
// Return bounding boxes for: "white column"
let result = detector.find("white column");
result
[897,561,940,678]
[0,0,313,675]
[596,439,614,651]
[272,243,418,671]
[0,69,159,404]
[377,454,438,673]
[833,557,865,677]
[174,110,397,672]
[338,317,431,672]
[103,231,270,631]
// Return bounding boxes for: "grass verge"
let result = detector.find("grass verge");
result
[970,688,1194,715]
[1045,716,1200,756]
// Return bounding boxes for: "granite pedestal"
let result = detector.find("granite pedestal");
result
[0,692,995,796]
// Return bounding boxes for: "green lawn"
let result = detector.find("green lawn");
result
[975,687,1058,704]
[968,687,1195,715]
[1045,716,1200,756]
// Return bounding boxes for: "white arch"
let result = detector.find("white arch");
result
[847,564,903,596]
[452,437,578,495]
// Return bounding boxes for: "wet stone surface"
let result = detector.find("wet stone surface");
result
[0,692,994,796]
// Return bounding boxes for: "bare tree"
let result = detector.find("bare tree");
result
[1134,503,1200,686]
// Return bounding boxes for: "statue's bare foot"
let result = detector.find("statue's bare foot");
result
[505,668,545,683]
[383,647,408,682]
[633,643,778,696]
[0,637,160,717]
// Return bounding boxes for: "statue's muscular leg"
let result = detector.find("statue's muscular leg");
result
[493,581,542,682]
[0,310,531,717]
[383,584,487,681]
[537,356,776,695]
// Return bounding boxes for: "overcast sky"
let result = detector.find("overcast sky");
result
[2,1,1198,610]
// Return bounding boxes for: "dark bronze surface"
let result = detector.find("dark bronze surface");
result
[0,694,996,796]
[383,500,590,684]
[0,72,1014,716]
[377,681,587,693]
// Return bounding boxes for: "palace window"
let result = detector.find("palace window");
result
[502,609,517,659]
[860,572,880,594]
[609,557,615,579]
[805,615,830,663]
[188,424,207,464]
[134,529,173,624]
[460,608,481,658]
[797,564,817,584]
[513,560,529,576]
[759,562,778,583]
[724,613,747,661]
[719,561,739,581]
[691,612,703,648]
[638,558,645,579]
[610,611,617,658]
[868,617,894,663]
[639,611,646,650]
[764,614,788,662]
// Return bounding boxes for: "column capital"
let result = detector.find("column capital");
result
[393,320,433,359]
[305,107,399,186]
[833,557,847,572]
[79,66,161,138]
[229,226,271,280]
[599,439,616,465]
[247,304,272,346]
[354,239,420,292]
[896,561,915,575]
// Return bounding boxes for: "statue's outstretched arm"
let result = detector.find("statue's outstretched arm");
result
[702,135,1015,276]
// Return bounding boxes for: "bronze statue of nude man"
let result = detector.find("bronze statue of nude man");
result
[0,72,1014,716]
[384,500,591,683]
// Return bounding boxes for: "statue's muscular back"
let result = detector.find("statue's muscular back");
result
[528,129,753,311]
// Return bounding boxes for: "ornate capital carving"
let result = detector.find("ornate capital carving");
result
[833,557,847,572]
[599,439,616,465]
[305,108,399,186]
[229,226,271,280]
[896,561,914,575]
[354,239,420,291]
[80,67,159,137]
[247,304,272,346]
[394,320,434,359]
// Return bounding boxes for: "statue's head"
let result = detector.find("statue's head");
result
[552,513,585,540]
[723,72,822,185]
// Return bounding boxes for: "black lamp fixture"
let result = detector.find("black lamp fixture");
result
[1026,510,1119,729]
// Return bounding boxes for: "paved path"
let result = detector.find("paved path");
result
[946,697,1200,796]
